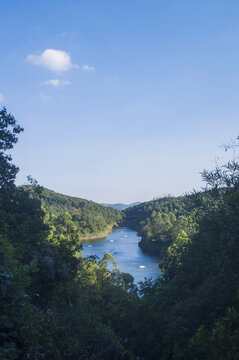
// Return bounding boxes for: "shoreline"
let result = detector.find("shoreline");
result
[80,224,117,242]
[139,240,168,258]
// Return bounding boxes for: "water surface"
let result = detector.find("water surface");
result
[81,227,162,283]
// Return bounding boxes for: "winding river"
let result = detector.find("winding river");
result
[81,227,162,283]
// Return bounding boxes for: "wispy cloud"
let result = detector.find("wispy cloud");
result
[0,93,4,102]
[57,31,77,39]
[82,64,95,71]
[40,92,51,103]
[27,49,78,72]
[44,79,71,87]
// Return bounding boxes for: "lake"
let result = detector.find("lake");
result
[81,227,162,283]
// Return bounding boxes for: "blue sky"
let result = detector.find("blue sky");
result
[1,0,239,203]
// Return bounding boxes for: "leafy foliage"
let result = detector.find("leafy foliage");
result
[123,195,197,256]
[0,108,135,360]
[0,107,23,189]
[1,107,239,359]
[21,186,123,239]
[128,138,239,359]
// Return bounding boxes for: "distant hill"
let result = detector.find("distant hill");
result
[21,186,123,239]
[101,202,141,211]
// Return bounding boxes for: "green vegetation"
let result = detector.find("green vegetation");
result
[130,155,239,359]
[1,107,239,359]
[123,195,197,256]
[0,108,136,360]
[21,186,123,240]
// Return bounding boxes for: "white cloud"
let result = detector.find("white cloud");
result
[27,49,78,72]
[44,79,71,87]
[82,64,95,71]
[0,93,4,102]
[40,92,51,103]
[57,31,77,39]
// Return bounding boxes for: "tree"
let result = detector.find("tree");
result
[0,107,23,188]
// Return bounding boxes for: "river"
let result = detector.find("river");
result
[81,227,162,283]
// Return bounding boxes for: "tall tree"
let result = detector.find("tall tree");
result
[0,107,23,188]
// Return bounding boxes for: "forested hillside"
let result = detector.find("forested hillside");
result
[21,186,122,239]
[0,108,138,360]
[1,107,239,359]
[130,162,239,359]
[101,202,141,211]
[123,195,197,255]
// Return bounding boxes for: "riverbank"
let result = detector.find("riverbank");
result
[139,239,168,258]
[80,224,117,241]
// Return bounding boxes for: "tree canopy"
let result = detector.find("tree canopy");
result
[0,107,23,188]
[1,107,239,359]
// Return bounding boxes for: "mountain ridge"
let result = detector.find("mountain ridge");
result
[101,202,141,211]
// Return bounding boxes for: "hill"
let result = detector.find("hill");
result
[21,186,123,239]
[123,195,196,255]
[101,202,141,211]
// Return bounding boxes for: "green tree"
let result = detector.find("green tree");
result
[0,107,23,188]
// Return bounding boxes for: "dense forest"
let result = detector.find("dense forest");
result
[123,195,196,255]
[1,107,239,359]
[21,186,122,239]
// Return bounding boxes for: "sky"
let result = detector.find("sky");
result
[0,0,239,203]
